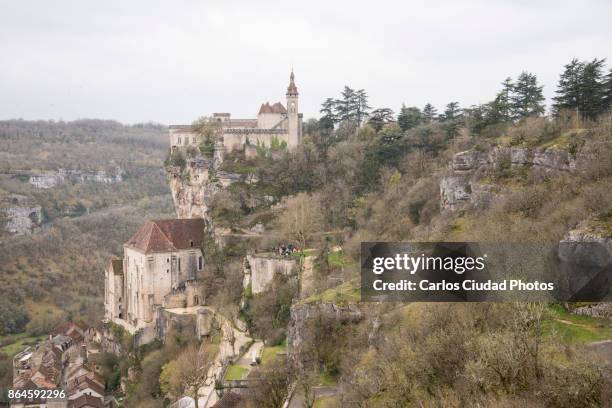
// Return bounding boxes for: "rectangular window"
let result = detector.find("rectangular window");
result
[198,256,203,270]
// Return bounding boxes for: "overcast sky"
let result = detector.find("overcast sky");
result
[1,0,610,124]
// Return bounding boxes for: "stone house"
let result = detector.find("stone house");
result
[169,71,303,152]
[104,218,206,335]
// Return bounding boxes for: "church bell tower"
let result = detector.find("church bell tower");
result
[286,70,300,148]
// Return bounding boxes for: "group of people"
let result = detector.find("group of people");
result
[278,243,299,256]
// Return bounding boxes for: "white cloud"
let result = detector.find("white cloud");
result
[0,0,610,123]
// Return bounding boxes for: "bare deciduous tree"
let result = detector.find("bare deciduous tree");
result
[160,343,215,408]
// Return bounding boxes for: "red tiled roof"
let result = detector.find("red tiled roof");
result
[52,322,74,336]
[125,219,206,254]
[52,321,87,337]
[258,102,287,115]
[75,320,91,331]
[68,394,104,408]
[68,331,84,343]
[32,368,59,389]
[67,375,105,397]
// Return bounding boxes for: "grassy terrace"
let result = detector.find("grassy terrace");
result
[302,279,360,304]
[260,340,286,367]
[314,396,339,408]
[544,304,612,344]
[224,364,249,381]
[0,333,45,357]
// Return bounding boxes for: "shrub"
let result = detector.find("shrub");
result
[164,149,186,169]
[508,117,560,147]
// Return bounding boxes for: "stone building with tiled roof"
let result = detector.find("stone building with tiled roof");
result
[104,218,206,339]
[169,70,303,152]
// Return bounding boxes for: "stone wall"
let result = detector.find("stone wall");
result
[222,130,290,152]
[155,307,198,342]
[244,254,297,294]
[155,307,218,342]
[163,292,187,309]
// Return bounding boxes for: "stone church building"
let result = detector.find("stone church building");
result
[169,71,303,151]
[104,218,206,339]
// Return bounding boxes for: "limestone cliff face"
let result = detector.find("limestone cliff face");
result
[167,157,220,220]
[2,194,42,235]
[166,150,260,222]
[440,146,584,212]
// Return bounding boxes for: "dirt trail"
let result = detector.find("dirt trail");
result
[300,254,316,299]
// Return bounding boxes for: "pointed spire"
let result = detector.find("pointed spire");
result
[287,69,298,96]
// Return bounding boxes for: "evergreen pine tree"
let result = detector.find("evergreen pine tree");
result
[511,72,545,119]
[335,86,356,123]
[499,77,514,121]
[368,108,394,131]
[355,89,371,126]
[553,58,584,116]
[422,103,438,122]
[485,93,506,125]
[603,69,612,112]
[397,105,422,131]
[465,104,487,135]
[579,58,606,120]
[442,102,461,121]
[441,102,462,139]
[319,98,337,129]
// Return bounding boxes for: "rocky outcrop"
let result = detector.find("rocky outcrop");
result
[287,302,363,371]
[29,174,60,188]
[573,304,612,320]
[441,146,583,212]
[28,167,124,189]
[167,158,220,219]
[554,221,612,302]
[439,175,472,212]
[166,150,257,220]
[2,194,42,235]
